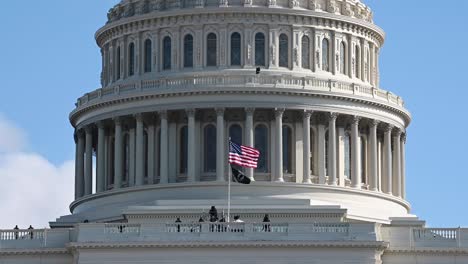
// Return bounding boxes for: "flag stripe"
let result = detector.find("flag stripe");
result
[228,140,260,169]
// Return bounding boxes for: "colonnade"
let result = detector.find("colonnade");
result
[74,108,406,200]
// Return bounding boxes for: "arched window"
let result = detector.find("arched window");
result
[116,47,121,80]
[123,134,130,184]
[340,42,346,75]
[255,125,268,173]
[229,124,243,146]
[179,126,188,174]
[204,125,217,172]
[366,49,370,81]
[279,34,289,68]
[231,32,241,66]
[255,33,266,66]
[184,34,193,68]
[344,132,351,179]
[322,38,330,72]
[206,33,217,66]
[361,136,367,184]
[301,36,310,69]
[109,137,115,187]
[144,39,152,73]
[163,36,172,70]
[143,131,148,180]
[282,125,293,173]
[355,45,360,78]
[128,42,135,76]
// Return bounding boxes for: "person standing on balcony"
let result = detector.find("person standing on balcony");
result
[13,225,19,240]
[175,217,182,232]
[263,214,271,232]
[209,206,218,222]
[28,225,34,239]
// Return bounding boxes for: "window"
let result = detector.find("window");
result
[179,126,188,174]
[206,33,217,66]
[355,45,360,78]
[322,38,330,72]
[163,36,172,70]
[128,42,135,76]
[204,125,217,172]
[109,137,115,186]
[366,49,370,81]
[144,39,152,73]
[255,33,265,66]
[310,129,315,175]
[184,34,193,68]
[344,132,351,179]
[279,34,289,68]
[116,47,121,80]
[340,42,346,75]
[229,124,242,146]
[361,136,367,184]
[282,125,293,173]
[143,131,148,179]
[255,125,268,173]
[231,32,241,66]
[123,134,130,183]
[301,36,310,69]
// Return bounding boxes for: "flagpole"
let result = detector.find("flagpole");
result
[227,138,232,223]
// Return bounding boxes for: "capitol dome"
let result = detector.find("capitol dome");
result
[61,0,409,227]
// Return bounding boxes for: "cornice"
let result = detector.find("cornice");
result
[385,247,468,256]
[95,9,384,47]
[67,240,389,250]
[0,248,69,256]
[69,87,411,129]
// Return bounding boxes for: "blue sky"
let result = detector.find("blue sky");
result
[0,0,467,228]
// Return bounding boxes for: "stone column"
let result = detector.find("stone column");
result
[384,124,393,194]
[135,114,145,186]
[159,111,169,184]
[303,111,312,183]
[317,123,326,184]
[96,122,106,193]
[369,120,379,191]
[114,118,123,189]
[401,134,407,199]
[393,129,402,197]
[84,126,93,196]
[187,109,196,182]
[351,116,361,188]
[274,108,285,182]
[347,34,353,79]
[147,117,156,185]
[328,113,338,185]
[216,108,225,182]
[75,131,85,199]
[245,108,255,181]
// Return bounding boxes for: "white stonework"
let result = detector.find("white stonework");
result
[1,0,466,263]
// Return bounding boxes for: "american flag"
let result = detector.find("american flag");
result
[229,140,260,168]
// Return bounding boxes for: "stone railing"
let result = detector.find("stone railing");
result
[0,228,71,249]
[75,75,404,110]
[106,0,373,25]
[381,226,468,249]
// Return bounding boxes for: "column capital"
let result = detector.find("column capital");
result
[245,107,255,115]
[96,121,105,129]
[329,112,339,122]
[303,110,313,120]
[113,117,123,126]
[215,107,225,116]
[84,126,93,134]
[401,133,407,143]
[159,110,168,119]
[186,108,196,118]
[393,129,402,137]
[351,115,361,125]
[384,124,394,134]
[133,113,144,122]
[370,119,380,128]
[274,108,285,118]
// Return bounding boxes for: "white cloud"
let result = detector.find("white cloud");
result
[0,114,27,153]
[0,114,74,229]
